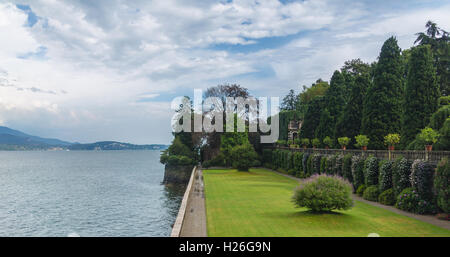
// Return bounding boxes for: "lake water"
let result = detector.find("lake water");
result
[0,150,185,237]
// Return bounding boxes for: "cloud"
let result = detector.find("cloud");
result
[0,0,448,143]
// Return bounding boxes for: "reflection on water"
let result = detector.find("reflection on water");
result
[0,150,185,237]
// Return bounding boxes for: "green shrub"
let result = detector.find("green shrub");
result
[351,155,365,191]
[379,160,393,192]
[364,156,379,186]
[277,140,287,146]
[326,155,334,174]
[410,159,435,202]
[302,153,310,174]
[300,138,310,148]
[434,158,449,213]
[392,157,412,196]
[396,188,435,214]
[323,136,333,148]
[363,185,379,201]
[328,154,337,175]
[418,127,439,145]
[230,143,258,171]
[356,184,367,196]
[335,154,344,176]
[262,149,272,165]
[293,152,304,172]
[288,169,296,176]
[343,154,353,182]
[312,154,321,174]
[167,155,194,166]
[312,138,321,148]
[292,174,353,212]
[384,133,400,147]
[306,154,314,176]
[378,188,396,205]
[320,157,327,174]
[354,134,369,148]
[338,137,350,148]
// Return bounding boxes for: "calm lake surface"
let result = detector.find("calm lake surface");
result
[0,150,185,237]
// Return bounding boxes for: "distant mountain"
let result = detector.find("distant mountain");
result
[0,126,167,151]
[68,141,168,151]
[0,126,73,149]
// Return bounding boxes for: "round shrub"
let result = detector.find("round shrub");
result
[292,174,353,212]
[364,156,379,186]
[434,158,449,213]
[410,159,435,202]
[312,154,322,175]
[396,188,435,214]
[230,143,258,171]
[351,155,365,191]
[379,160,393,192]
[343,154,353,183]
[363,185,379,202]
[356,184,367,196]
[392,157,412,196]
[378,188,395,205]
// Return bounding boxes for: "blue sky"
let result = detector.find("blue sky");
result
[0,0,449,144]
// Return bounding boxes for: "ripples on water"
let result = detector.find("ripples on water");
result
[0,150,185,237]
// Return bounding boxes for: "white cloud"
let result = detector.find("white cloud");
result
[0,0,448,143]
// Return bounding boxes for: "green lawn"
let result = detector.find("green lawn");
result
[203,168,450,237]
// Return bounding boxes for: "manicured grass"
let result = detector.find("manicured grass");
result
[203,168,450,237]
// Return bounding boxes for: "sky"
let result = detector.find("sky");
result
[0,0,449,144]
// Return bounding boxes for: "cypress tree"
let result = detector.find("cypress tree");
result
[320,70,345,139]
[300,96,325,139]
[336,74,370,147]
[362,37,404,149]
[401,45,439,146]
[315,108,333,141]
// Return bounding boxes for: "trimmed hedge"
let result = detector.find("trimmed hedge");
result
[312,154,321,175]
[335,154,344,177]
[379,160,393,192]
[392,157,412,196]
[378,188,396,205]
[410,159,435,202]
[356,184,367,196]
[302,153,310,176]
[351,155,365,191]
[364,156,379,186]
[343,154,353,183]
[306,154,314,176]
[363,185,379,201]
[320,157,327,174]
[434,158,449,213]
[396,187,435,214]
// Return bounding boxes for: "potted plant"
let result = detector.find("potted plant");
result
[354,135,369,151]
[418,127,439,151]
[312,138,320,149]
[300,138,310,149]
[294,138,301,148]
[323,136,333,149]
[338,137,350,150]
[384,134,400,151]
[276,140,287,147]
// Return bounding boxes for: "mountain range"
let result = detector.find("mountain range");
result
[0,126,167,151]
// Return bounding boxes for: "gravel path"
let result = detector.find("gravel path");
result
[180,168,207,237]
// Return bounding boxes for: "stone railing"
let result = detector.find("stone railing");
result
[267,146,450,164]
[170,166,197,237]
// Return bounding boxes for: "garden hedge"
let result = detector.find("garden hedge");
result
[379,160,393,192]
[364,156,379,186]
[392,157,412,196]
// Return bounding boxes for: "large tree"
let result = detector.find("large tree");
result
[335,73,371,147]
[280,89,297,111]
[401,45,439,146]
[321,70,345,139]
[300,96,325,139]
[415,21,449,96]
[362,37,404,149]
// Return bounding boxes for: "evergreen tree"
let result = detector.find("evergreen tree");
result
[321,70,345,139]
[336,74,371,146]
[315,108,333,141]
[300,96,325,139]
[281,89,297,111]
[401,45,440,146]
[362,37,404,149]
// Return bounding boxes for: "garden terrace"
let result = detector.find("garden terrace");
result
[203,168,450,237]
